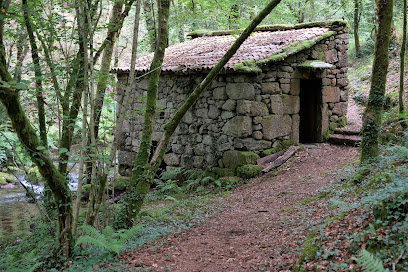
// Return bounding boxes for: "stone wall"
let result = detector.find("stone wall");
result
[116,27,349,176]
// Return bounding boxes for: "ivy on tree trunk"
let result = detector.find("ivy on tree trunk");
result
[360,0,393,163]
[399,0,407,129]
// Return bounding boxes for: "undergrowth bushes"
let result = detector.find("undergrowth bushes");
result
[298,132,408,271]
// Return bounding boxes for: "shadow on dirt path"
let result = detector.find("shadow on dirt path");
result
[119,144,358,272]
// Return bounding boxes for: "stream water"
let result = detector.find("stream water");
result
[0,172,78,238]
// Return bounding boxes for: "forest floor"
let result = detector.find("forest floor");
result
[118,145,358,272]
[113,101,362,271]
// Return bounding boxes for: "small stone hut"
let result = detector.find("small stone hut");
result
[113,20,349,176]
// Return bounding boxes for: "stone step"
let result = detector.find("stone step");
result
[334,128,361,136]
[328,134,361,147]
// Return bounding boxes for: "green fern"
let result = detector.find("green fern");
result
[0,249,43,272]
[356,249,390,272]
[76,225,143,255]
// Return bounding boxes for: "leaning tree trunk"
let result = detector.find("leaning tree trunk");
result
[399,0,407,129]
[121,0,282,228]
[360,0,393,163]
[0,17,73,257]
[354,0,360,56]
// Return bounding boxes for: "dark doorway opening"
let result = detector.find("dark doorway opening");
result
[299,79,322,143]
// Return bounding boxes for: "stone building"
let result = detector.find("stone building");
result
[113,20,349,176]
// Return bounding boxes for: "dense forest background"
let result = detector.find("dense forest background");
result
[0,0,407,271]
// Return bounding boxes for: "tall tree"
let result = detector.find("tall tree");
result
[360,0,394,162]
[399,0,407,128]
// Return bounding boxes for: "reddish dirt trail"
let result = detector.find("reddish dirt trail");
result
[121,144,357,272]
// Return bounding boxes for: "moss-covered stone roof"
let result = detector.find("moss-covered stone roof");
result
[112,20,347,74]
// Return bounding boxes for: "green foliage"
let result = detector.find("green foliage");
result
[293,233,318,271]
[261,140,291,157]
[152,168,222,198]
[356,250,389,272]
[0,249,43,272]
[75,225,143,255]
[0,172,16,185]
[113,177,128,191]
[236,164,263,179]
[26,166,44,185]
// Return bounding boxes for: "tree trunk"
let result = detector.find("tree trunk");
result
[86,0,142,227]
[399,0,407,128]
[360,0,393,163]
[122,0,282,228]
[143,0,157,52]
[121,0,170,228]
[23,0,48,147]
[13,31,28,83]
[0,7,73,253]
[354,0,360,56]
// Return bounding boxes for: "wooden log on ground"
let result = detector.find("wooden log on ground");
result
[256,150,285,166]
[262,146,299,173]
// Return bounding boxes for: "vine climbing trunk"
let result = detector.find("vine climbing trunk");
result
[360,0,393,163]
[120,0,282,228]
[143,0,157,52]
[354,0,360,56]
[122,0,170,228]
[399,0,407,129]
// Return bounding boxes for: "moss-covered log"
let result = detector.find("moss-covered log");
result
[360,0,393,162]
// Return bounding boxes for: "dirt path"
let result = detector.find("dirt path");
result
[120,144,358,272]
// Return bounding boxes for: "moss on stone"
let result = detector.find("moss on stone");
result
[0,172,15,185]
[293,233,318,271]
[232,61,262,73]
[261,140,291,157]
[223,150,260,171]
[114,177,128,191]
[338,116,347,127]
[348,167,371,185]
[236,164,263,179]
[329,122,338,131]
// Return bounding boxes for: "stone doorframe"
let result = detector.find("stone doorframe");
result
[291,67,329,143]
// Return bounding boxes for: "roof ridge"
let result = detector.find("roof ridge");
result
[187,20,348,39]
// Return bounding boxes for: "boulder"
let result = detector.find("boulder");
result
[223,150,260,170]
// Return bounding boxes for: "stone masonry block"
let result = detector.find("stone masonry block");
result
[262,115,292,140]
